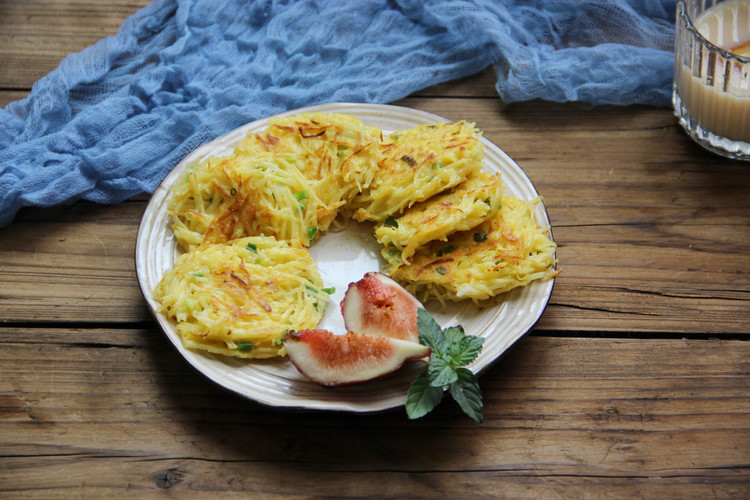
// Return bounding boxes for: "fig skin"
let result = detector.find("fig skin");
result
[285,329,430,387]
[341,272,423,343]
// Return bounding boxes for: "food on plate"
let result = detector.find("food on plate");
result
[374,170,504,263]
[284,329,430,386]
[155,111,557,369]
[387,195,558,304]
[351,121,484,222]
[341,272,423,343]
[234,112,382,228]
[153,236,330,359]
[166,153,324,250]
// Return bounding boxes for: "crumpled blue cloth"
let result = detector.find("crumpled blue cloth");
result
[0,0,676,227]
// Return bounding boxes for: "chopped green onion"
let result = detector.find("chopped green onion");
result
[191,271,203,278]
[237,342,254,351]
[230,187,237,196]
[322,287,336,294]
[307,226,318,241]
[436,266,447,275]
[294,190,309,201]
[246,242,258,252]
[384,216,398,228]
[473,232,487,242]
[437,245,456,256]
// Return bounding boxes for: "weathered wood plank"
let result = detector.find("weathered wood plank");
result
[0,200,149,323]
[1,332,749,497]
[0,91,29,108]
[0,0,152,89]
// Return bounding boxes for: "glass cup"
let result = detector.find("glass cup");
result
[673,0,750,160]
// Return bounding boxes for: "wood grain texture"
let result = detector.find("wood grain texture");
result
[0,0,152,89]
[1,330,749,498]
[0,91,29,108]
[2,1,750,498]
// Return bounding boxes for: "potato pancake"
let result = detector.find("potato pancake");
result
[234,112,382,227]
[153,236,330,359]
[375,170,504,263]
[166,153,323,250]
[351,121,484,222]
[387,195,557,304]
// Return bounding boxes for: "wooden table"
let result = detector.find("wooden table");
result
[2,2,749,498]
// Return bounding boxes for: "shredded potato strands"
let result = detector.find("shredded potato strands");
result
[375,170,504,263]
[387,195,558,305]
[153,237,328,358]
[167,153,324,250]
[351,121,484,222]
[155,112,558,359]
[234,113,382,229]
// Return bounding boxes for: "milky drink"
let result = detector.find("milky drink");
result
[677,0,750,144]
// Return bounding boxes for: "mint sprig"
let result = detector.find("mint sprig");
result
[406,308,485,422]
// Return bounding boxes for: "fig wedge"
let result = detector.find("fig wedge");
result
[341,271,423,343]
[285,329,430,386]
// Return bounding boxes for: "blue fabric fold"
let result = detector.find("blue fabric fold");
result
[0,0,676,227]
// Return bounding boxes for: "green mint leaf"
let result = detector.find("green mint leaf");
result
[447,335,485,367]
[427,356,458,387]
[449,368,484,423]
[416,308,448,355]
[442,325,465,346]
[406,370,444,419]
[408,308,485,422]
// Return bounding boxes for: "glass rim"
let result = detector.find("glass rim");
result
[677,0,750,64]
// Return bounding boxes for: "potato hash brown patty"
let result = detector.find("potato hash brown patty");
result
[387,195,558,304]
[153,236,329,359]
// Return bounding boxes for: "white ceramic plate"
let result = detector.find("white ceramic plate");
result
[135,102,555,412]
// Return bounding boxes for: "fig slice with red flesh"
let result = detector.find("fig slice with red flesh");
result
[284,329,430,386]
[341,271,423,343]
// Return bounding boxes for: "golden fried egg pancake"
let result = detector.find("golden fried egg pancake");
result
[375,170,504,263]
[352,121,484,222]
[387,195,557,304]
[234,112,382,227]
[153,236,330,359]
[166,153,323,250]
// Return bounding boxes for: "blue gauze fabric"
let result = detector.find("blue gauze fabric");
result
[0,0,676,227]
